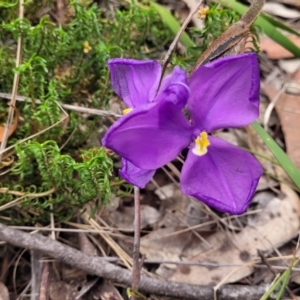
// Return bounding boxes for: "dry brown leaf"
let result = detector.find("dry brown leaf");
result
[293,69,300,90]
[140,225,213,280]
[93,280,124,300]
[279,58,300,74]
[251,190,275,206]
[167,184,300,285]
[75,277,98,299]
[278,0,300,7]
[0,107,19,142]
[260,36,300,59]
[107,205,161,231]
[49,281,76,300]
[141,227,199,263]
[155,183,177,200]
[256,175,278,191]
[0,282,9,300]
[156,187,211,229]
[264,82,300,169]
[56,0,69,25]
[156,185,184,229]
[263,2,300,18]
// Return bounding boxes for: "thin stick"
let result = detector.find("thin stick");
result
[0,222,268,300]
[0,92,121,118]
[131,186,141,297]
[50,203,56,240]
[158,0,203,87]
[37,203,55,299]
[0,0,24,162]
[30,250,42,300]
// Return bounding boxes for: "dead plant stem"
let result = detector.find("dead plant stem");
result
[0,92,121,118]
[0,0,24,162]
[157,0,203,89]
[131,186,141,297]
[38,262,50,300]
[161,0,203,69]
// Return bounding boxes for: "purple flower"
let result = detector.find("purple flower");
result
[107,58,190,188]
[103,53,263,214]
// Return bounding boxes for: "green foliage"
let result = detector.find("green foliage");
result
[252,122,300,190]
[190,4,240,54]
[188,4,260,63]
[0,141,114,223]
[159,3,259,68]
[0,0,172,224]
[260,258,298,300]
[156,3,260,67]
[150,2,196,50]
[0,0,171,143]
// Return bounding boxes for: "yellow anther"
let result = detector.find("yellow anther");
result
[192,132,210,156]
[123,108,133,115]
[198,6,210,20]
[83,41,92,53]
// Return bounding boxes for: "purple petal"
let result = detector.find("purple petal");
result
[189,53,260,132]
[155,66,190,109]
[108,59,161,108]
[181,136,263,214]
[119,159,155,188]
[102,101,193,169]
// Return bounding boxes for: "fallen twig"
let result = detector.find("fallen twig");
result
[0,223,268,299]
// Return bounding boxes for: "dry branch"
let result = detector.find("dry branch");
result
[0,223,268,299]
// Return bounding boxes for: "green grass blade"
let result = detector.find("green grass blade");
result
[275,269,290,300]
[260,274,284,300]
[261,13,300,37]
[255,18,300,57]
[0,0,17,7]
[252,121,300,189]
[150,1,195,48]
[221,0,300,58]
[260,259,297,300]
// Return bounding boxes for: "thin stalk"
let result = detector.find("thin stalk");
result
[157,0,203,90]
[0,0,24,162]
[131,186,141,298]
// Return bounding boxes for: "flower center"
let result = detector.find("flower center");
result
[123,108,133,115]
[192,132,210,156]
